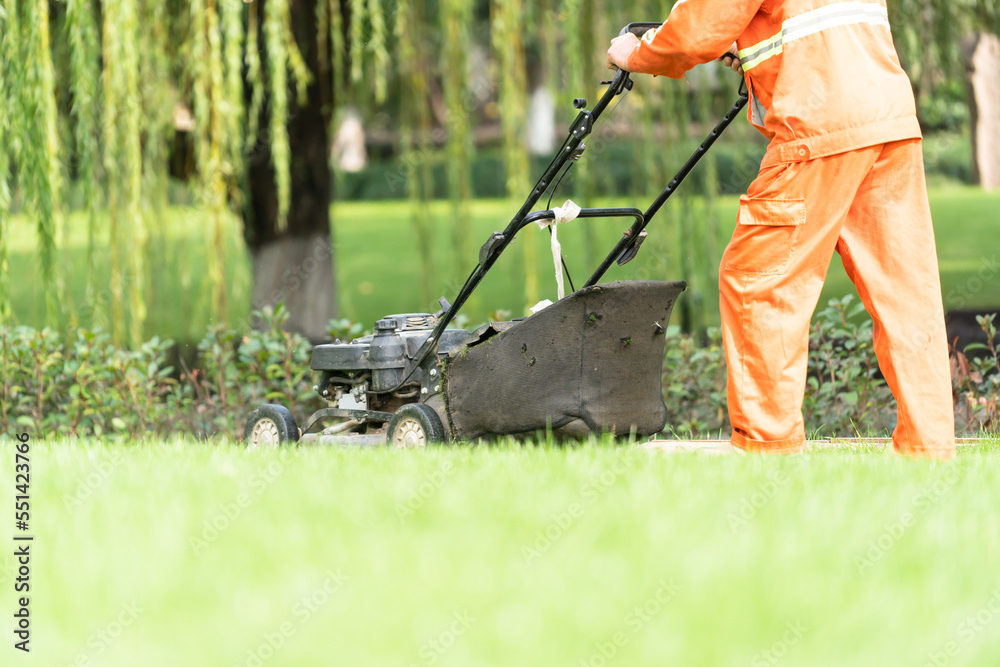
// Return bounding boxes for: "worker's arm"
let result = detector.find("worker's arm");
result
[608,0,764,79]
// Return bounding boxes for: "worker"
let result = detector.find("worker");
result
[606,0,956,458]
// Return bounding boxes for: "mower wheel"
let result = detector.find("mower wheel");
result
[387,403,445,448]
[244,404,300,449]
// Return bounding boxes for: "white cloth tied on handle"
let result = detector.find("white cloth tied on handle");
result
[534,199,581,300]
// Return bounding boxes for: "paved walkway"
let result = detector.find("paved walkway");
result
[639,438,983,454]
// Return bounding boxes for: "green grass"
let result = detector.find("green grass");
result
[7,185,1000,340]
[4,437,1000,666]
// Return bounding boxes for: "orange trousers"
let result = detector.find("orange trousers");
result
[719,139,956,458]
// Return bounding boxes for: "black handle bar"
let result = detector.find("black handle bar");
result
[619,22,664,39]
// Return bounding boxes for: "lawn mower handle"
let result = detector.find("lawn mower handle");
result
[619,22,664,39]
[382,33,748,393]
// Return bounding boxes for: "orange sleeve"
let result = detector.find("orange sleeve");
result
[626,0,763,78]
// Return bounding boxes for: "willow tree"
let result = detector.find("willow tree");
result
[1,0,998,345]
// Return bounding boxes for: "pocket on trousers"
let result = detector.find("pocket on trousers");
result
[724,197,806,276]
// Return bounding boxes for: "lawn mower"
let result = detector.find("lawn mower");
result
[243,23,750,449]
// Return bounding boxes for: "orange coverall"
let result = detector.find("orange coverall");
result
[625,0,956,457]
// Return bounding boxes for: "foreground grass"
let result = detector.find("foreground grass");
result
[8,185,1000,339]
[2,437,1000,666]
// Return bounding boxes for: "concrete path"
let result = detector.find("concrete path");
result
[639,438,983,454]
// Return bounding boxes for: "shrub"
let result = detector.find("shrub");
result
[952,314,1000,434]
[661,327,729,437]
[1,305,319,440]
[803,296,896,438]
[1,300,996,442]
[1,327,177,438]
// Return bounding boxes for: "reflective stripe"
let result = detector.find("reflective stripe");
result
[739,2,890,72]
[750,91,769,127]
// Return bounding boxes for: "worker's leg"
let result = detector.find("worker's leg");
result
[835,139,956,458]
[719,146,881,453]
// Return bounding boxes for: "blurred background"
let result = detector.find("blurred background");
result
[1,0,999,348]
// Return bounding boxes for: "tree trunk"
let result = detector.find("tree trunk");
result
[963,33,1000,190]
[245,0,336,341]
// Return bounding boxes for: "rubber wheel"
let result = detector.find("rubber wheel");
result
[387,403,446,448]
[244,404,299,449]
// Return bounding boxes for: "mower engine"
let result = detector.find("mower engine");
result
[310,312,470,418]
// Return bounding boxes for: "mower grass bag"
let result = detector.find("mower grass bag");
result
[443,280,686,440]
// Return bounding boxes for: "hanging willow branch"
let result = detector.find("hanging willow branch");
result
[349,0,366,86]
[395,0,434,307]
[2,0,997,340]
[265,0,292,229]
[101,0,125,343]
[120,0,146,347]
[204,0,228,324]
[65,0,102,327]
[366,0,388,104]
[491,0,535,307]
[17,0,64,328]
[329,0,346,96]
[222,0,246,201]
[441,0,473,283]
[284,5,312,106]
[0,2,11,325]
[245,0,265,151]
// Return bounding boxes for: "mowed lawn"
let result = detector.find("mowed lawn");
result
[6,185,1000,339]
[3,438,1000,667]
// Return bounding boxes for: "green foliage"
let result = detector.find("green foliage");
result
[660,297,898,441]
[0,325,176,437]
[491,0,536,306]
[953,314,1000,433]
[803,296,896,438]
[338,139,771,201]
[5,299,997,441]
[394,0,435,306]
[3,0,997,345]
[244,0,265,150]
[348,0,366,86]
[0,305,317,440]
[64,0,102,325]
[661,327,729,437]
[265,0,291,229]
[0,1,10,325]
[100,0,127,343]
[10,0,63,326]
[325,317,367,342]
[365,0,389,103]
[188,304,316,436]
[441,0,474,283]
